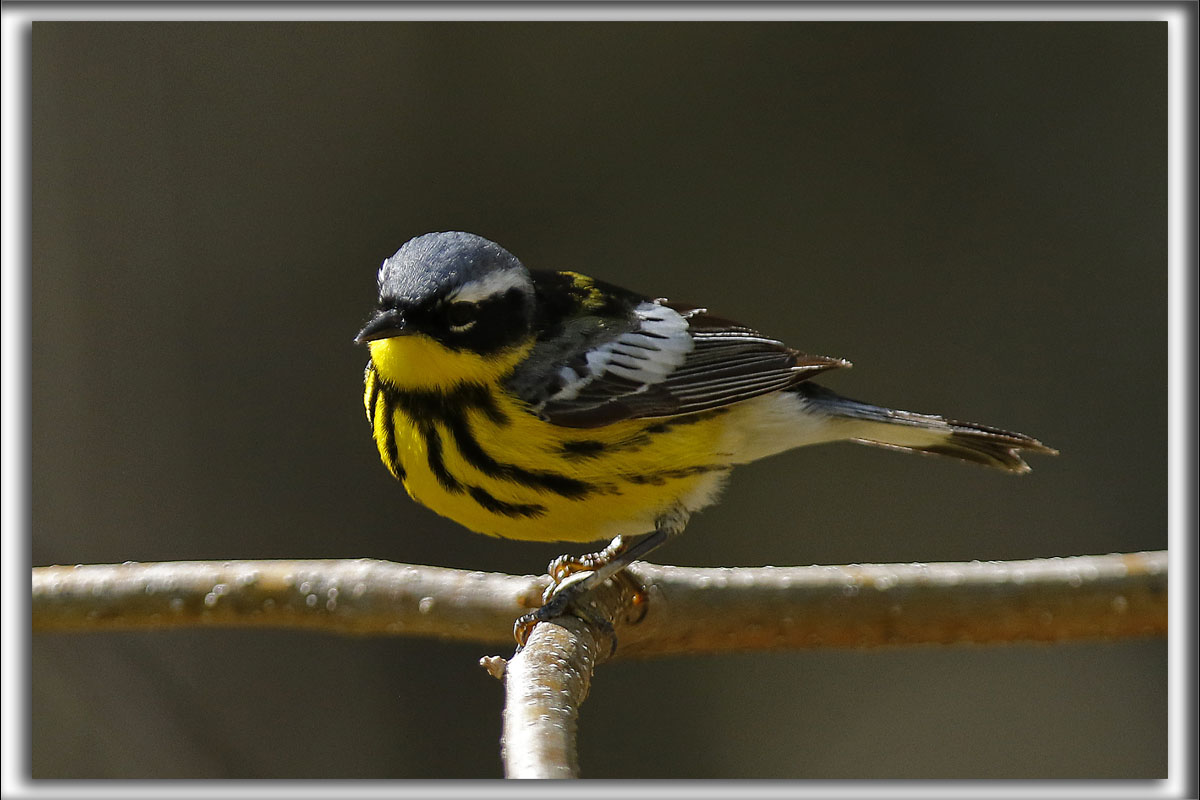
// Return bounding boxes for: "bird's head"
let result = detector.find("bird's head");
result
[356,232,537,387]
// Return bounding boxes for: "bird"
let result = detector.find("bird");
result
[355,231,1056,642]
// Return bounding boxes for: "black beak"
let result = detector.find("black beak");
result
[354,308,410,344]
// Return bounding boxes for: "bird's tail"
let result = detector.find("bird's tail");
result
[791,383,1057,473]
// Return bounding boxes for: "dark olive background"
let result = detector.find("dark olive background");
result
[31,22,1166,778]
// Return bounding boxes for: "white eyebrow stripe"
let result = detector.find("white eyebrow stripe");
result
[448,269,529,304]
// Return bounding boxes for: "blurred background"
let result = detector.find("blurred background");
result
[30,21,1166,778]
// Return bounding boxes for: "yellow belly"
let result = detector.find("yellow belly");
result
[365,363,732,543]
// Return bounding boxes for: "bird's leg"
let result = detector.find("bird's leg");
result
[513,531,662,651]
[513,508,689,650]
[546,535,632,584]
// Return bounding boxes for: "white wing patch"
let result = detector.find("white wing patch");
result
[549,301,693,402]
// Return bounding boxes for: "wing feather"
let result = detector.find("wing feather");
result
[508,290,848,428]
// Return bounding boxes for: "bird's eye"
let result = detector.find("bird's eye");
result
[445,302,478,330]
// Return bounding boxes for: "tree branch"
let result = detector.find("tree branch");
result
[484,572,629,778]
[31,559,532,644]
[33,551,1168,780]
[32,551,1167,655]
[615,551,1168,655]
[490,616,601,778]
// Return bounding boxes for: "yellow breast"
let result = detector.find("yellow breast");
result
[363,335,733,543]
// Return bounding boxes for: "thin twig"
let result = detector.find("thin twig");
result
[615,550,1168,655]
[493,616,602,778]
[489,574,628,778]
[32,551,1168,654]
[31,559,534,644]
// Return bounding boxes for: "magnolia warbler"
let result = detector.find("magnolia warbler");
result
[356,231,1055,642]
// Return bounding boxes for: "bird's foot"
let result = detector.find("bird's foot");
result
[513,535,653,654]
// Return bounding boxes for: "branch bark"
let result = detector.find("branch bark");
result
[488,573,630,778]
[32,551,1168,655]
[31,559,533,643]
[491,616,601,778]
[615,551,1168,655]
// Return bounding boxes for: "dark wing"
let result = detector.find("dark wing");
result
[509,298,849,429]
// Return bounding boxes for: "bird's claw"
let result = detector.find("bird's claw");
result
[513,571,619,656]
[513,533,660,655]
